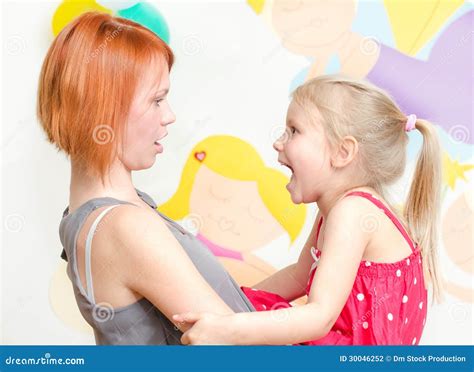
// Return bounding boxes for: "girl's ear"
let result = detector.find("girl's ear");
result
[330,136,359,169]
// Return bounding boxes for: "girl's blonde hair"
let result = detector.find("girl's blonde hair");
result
[293,74,443,303]
[159,135,307,243]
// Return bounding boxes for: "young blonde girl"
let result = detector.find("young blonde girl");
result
[173,75,443,345]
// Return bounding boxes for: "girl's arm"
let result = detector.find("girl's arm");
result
[252,212,322,301]
[177,301,332,345]
[175,198,371,344]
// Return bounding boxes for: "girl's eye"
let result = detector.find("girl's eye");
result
[290,126,296,134]
[155,98,164,106]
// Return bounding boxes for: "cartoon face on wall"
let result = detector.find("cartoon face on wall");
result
[159,135,307,286]
[189,165,286,252]
[271,0,356,55]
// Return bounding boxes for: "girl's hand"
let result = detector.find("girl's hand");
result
[173,312,236,345]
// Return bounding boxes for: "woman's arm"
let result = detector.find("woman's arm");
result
[108,205,235,330]
[252,212,322,302]
[176,198,370,344]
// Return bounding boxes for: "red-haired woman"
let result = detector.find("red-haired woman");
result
[37,12,254,345]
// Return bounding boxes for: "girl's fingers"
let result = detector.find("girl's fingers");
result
[173,312,201,323]
[172,314,184,322]
[180,331,190,345]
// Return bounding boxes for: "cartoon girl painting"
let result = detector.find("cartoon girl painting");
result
[159,135,307,286]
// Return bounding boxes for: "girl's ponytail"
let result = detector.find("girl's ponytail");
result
[404,118,443,303]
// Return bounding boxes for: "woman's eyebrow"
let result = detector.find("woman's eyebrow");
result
[152,88,169,96]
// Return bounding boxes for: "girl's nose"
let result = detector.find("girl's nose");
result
[273,141,281,152]
[273,136,284,152]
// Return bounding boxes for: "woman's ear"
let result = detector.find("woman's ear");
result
[330,136,359,169]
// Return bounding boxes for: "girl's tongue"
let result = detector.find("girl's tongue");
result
[286,172,296,192]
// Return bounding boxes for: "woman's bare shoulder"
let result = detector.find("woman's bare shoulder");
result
[77,203,172,262]
[103,204,170,242]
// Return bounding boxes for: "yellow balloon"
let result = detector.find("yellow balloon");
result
[384,0,464,56]
[52,0,112,36]
[247,0,265,15]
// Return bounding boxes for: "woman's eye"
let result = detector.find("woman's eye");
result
[155,99,164,106]
[290,127,296,134]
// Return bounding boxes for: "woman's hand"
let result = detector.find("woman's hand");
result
[173,312,237,345]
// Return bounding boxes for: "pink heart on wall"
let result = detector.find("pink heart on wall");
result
[194,151,206,162]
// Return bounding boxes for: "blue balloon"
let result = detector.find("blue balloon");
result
[118,2,170,44]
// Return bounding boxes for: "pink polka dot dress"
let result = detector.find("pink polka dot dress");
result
[242,191,428,345]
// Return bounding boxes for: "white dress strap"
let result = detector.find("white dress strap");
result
[84,205,120,303]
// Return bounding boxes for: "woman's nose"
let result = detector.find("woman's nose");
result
[163,105,176,126]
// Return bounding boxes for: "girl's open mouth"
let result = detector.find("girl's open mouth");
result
[279,161,294,173]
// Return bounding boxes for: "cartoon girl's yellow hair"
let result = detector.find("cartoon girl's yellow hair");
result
[159,135,306,243]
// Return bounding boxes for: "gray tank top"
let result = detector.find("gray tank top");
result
[59,189,255,345]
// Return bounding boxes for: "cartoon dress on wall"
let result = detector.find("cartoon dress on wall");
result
[442,188,473,304]
[159,135,307,287]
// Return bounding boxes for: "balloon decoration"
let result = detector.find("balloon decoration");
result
[52,0,170,44]
[52,0,112,36]
[117,2,170,44]
[247,0,265,15]
[96,1,139,11]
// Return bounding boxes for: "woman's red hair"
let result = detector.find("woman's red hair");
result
[37,11,174,182]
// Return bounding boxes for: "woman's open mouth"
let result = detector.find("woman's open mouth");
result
[154,140,163,153]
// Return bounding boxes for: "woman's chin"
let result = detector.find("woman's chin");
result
[130,158,156,171]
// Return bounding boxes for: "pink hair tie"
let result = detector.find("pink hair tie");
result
[405,114,417,132]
